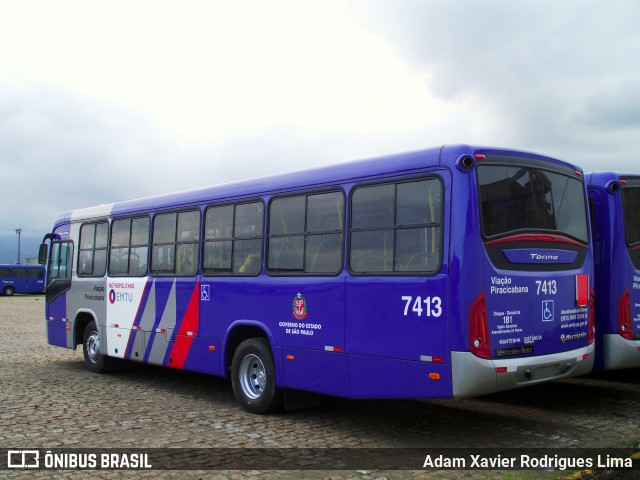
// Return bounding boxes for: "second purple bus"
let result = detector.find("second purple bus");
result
[587,172,640,370]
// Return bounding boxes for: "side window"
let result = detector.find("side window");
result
[26,268,43,279]
[151,210,201,276]
[109,217,150,276]
[78,222,108,277]
[350,178,442,274]
[203,201,264,275]
[0,267,9,279]
[268,191,344,275]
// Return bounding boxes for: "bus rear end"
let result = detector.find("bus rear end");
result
[587,173,640,370]
[451,149,594,397]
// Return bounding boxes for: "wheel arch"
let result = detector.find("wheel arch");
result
[223,321,277,380]
[73,310,99,351]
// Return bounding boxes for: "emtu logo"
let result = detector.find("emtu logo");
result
[109,289,116,304]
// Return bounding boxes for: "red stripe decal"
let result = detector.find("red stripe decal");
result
[168,281,200,369]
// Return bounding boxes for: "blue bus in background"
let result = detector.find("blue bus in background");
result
[40,145,595,413]
[0,264,45,296]
[587,172,640,370]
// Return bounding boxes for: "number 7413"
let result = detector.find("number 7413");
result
[401,296,443,317]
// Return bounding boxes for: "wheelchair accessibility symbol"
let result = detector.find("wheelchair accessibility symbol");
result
[542,300,554,322]
[201,284,210,301]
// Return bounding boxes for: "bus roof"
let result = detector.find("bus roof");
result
[58,144,580,225]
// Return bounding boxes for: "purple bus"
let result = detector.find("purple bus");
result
[586,172,640,370]
[0,264,45,296]
[40,145,594,413]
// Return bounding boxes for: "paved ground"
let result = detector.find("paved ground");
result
[1,295,639,479]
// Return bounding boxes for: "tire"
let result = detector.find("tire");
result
[3,286,15,296]
[231,338,283,414]
[82,320,111,373]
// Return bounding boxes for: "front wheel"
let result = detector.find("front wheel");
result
[82,320,111,373]
[3,286,15,296]
[231,338,283,414]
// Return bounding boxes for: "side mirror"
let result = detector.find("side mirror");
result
[38,244,48,265]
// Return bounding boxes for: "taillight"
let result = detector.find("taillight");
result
[469,291,490,358]
[588,289,595,344]
[618,288,633,340]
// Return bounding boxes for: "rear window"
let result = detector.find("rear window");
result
[478,165,588,243]
[622,186,640,247]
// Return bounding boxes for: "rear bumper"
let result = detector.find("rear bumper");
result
[452,343,595,398]
[602,334,640,370]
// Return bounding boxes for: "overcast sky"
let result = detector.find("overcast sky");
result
[2,0,640,250]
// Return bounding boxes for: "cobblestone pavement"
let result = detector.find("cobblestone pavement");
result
[1,296,639,479]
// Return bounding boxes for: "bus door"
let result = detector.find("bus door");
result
[46,240,74,348]
[346,174,450,398]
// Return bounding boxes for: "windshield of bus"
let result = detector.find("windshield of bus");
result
[477,164,588,243]
[622,186,640,247]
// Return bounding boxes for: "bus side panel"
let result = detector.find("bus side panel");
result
[163,278,200,369]
[349,355,452,399]
[182,337,221,375]
[345,276,450,397]
[199,276,346,393]
[281,347,350,397]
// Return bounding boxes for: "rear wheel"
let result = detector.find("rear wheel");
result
[231,338,283,414]
[3,286,15,296]
[82,320,111,373]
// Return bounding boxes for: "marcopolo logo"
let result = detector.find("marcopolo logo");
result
[561,332,588,343]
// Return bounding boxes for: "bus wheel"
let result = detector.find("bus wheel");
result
[83,321,108,373]
[3,286,15,296]
[231,338,283,414]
